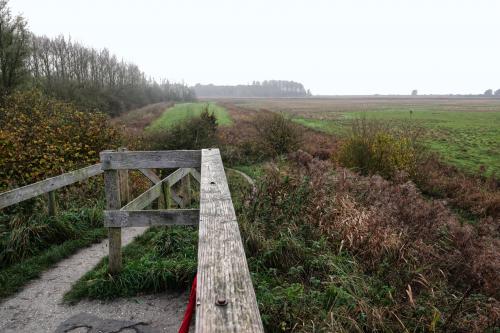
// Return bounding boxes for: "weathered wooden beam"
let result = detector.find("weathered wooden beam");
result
[121,180,163,211]
[196,148,263,333]
[104,169,122,275]
[0,164,103,210]
[104,209,199,227]
[171,190,183,208]
[121,168,190,211]
[139,168,161,184]
[182,174,191,207]
[100,150,201,170]
[48,191,57,216]
[164,167,191,187]
[118,148,130,205]
[188,168,201,183]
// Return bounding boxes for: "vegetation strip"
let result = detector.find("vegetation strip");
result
[147,102,232,132]
[0,228,106,299]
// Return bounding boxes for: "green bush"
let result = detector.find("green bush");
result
[337,118,421,179]
[144,106,218,150]
[253,112,302,157]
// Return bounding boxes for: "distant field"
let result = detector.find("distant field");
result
[147,102,232,131]
[228,97,500,175]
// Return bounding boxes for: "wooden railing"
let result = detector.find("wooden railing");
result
[0,148,264,331]
[101,148,263,332]
[0,163,104,212]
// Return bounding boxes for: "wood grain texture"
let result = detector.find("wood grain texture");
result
[182,174,191,207]
[0,164,103,209]
[121,168,190,211]
[47,191,57,216]
[188,168,201,183]
[100,150,201,170]
[104,209,199,227]
[118,148,131,205]
[139,169,162,184]
[171,188,184,208]
[104,169,122,274]
[196,149,263,333]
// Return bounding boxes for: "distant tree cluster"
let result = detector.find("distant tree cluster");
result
[0,0,194,115]
[193,80,311,98]
[484,89,500,96]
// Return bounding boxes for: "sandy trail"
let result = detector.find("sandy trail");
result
[0,227,188,333]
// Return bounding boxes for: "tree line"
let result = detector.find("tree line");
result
[193,80,311,98]
[0,0,195,116]
[484,89,500,96]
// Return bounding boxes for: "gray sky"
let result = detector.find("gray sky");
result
[8,0,500,95]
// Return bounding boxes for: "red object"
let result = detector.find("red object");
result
[179,274,197,333]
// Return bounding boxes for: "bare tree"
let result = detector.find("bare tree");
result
[0,0,30,95]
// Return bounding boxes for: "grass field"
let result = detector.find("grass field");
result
[147,102,232,132]
[228,97,500,175]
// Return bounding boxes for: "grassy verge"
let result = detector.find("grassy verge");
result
[64,226,197,303]
[0,228,106,299]
[147,102,232,132]
[0,202,107,299]
[232,163,265,180]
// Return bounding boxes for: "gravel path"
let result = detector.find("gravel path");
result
[0,227,189,333]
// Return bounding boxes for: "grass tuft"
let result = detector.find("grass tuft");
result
[63,226,197,303]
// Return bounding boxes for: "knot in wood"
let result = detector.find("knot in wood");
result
[215,297,228,306]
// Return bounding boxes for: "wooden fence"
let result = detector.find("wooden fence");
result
[0,148,264,332]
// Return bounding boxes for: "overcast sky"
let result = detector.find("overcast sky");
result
[8,0,500,95]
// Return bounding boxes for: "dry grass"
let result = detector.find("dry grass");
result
[111,102,172,138]
[245,154,499,331]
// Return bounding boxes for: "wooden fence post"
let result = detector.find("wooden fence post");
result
[118,147,130,205]
[182,174,191,207]
[103,164,122,274]
[162,182,171,209]
[48,191,57,216]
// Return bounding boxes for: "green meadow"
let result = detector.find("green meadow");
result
[147,102,232,132]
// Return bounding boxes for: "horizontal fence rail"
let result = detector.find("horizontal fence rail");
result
[0,163,103,210]
[104,209,199,227]
[100,150,201,170]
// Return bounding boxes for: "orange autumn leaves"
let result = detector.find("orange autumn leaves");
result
[0,90,120,190]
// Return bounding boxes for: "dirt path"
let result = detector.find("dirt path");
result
[0,227,188,333]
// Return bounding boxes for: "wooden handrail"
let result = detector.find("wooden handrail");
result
[0,164,103,210]
[100,150,201,170]
[196,148,264,332]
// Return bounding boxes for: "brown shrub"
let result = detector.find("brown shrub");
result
[253,112,303,157]
[415,154,500,219]
[245,156,500,331]
[286,154,500,299]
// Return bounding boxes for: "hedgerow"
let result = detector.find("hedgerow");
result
[0,89,120,191]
